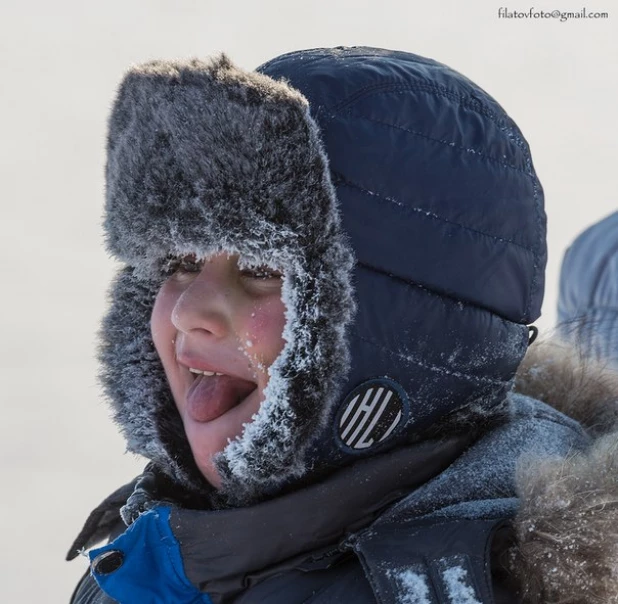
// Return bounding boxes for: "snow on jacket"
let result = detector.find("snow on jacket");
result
[558,211,618,365]
[67,48,618,603]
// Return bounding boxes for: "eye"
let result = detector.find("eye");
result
[163,255,204,276]
[240,265,283,280]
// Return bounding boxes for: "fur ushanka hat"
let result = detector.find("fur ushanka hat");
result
[101,47,546,507]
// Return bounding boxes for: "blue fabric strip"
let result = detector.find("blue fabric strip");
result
[89,506,212,604]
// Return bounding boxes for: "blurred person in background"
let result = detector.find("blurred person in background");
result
[67,48,618,603]
[557,211,618,366]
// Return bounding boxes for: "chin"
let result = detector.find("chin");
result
[197,460,223,489]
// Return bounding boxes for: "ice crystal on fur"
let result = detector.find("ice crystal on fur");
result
[508,430,618,603]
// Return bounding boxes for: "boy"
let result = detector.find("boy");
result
[68,47,618,603]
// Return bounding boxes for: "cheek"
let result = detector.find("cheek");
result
[244,295,287,365]
[151,285,178,359]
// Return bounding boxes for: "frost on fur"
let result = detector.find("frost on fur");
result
[508,435,618,603]
[515,337,618,437]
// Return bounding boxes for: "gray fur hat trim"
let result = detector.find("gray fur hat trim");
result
[100,55,355,505]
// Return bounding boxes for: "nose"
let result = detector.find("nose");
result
[170,262,232,339]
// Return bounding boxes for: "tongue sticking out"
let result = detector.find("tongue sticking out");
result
[186,374,257,422]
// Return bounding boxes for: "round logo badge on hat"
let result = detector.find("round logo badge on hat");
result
[335,378,409,453]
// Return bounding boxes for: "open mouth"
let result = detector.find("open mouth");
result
[185,370,258,422]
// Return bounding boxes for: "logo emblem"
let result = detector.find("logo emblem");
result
[336,378,409,452]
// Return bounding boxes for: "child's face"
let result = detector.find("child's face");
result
[151,253,286,488]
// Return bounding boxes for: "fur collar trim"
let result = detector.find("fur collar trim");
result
[511,339,618,602]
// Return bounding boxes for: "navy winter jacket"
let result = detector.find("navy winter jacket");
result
[71,394,589,603]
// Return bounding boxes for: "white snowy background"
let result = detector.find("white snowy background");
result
[1,0,616,601]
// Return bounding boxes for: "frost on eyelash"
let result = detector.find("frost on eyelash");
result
[160,253,203,277]
[159,249,284,279]
[236,254,284,276]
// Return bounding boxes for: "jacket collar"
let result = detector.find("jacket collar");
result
[170,435,472,597]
